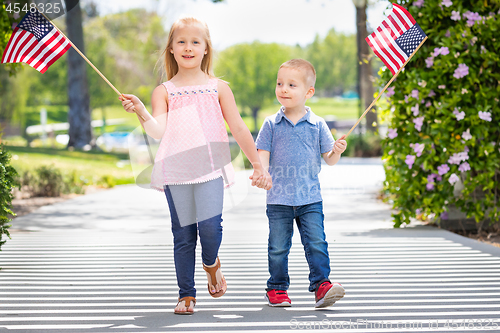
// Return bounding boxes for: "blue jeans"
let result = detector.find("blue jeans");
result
[266,201,330,292]
[164,177,224,299]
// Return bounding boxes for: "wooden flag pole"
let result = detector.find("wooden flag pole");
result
[346,35,428,138]
[37,10,146,121]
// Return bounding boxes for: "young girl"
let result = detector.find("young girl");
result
[120,17,272,315]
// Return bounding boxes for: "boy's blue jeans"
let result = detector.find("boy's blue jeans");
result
[266,201,330,292]
[164,177,224,299]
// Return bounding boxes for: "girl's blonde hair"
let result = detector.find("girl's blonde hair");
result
[160,17,214,81]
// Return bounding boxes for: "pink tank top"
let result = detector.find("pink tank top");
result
[150,78,235,191]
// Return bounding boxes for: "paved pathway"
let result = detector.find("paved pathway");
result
[1,158,500,332]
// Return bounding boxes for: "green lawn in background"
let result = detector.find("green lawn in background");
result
[21,105,139,134]
[92,106,142,132]
[237,97,359,132]
[2,97,358,194]
[21,97,359,135]
[7,145,135,186]
[96,97,359,133]
[7,97,358,183]
[22,105,68,126]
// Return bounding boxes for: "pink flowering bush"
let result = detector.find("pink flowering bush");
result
[380,0,500,227]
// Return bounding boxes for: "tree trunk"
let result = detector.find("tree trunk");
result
[251,107,259,135]
[356,3,377,133]
[65,0,92,149]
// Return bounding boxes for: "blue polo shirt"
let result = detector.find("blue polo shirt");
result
[255,106,335,206]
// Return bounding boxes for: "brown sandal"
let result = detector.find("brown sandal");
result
[203,257,227,298]
[174,296,196,315]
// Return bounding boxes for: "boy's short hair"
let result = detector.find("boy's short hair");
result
[279,59,316,88]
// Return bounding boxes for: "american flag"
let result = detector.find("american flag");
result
[366,3,427,75]
[1,10,71,74]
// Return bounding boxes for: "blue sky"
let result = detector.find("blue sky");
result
[89,0,391,50]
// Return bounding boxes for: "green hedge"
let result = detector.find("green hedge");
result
[380,0,500,227]
[0,145,18,250]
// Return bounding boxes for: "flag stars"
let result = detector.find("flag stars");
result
[2,9,70,73]
[16,11,53,41]
[395,25,426,57]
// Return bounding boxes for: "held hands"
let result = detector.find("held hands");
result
[249,164,272,190]
[331,135,347,156]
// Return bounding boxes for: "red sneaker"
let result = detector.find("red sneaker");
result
[315,281,345,308]
[265,289,291,307]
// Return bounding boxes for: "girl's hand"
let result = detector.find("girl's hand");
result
[332,135,347,155]
[119,94,145,115]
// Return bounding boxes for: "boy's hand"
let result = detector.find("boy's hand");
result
[259,170,272,190]
[249,165,272,190]
[332,135,347,155]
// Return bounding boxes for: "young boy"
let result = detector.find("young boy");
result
[255,59,347,308]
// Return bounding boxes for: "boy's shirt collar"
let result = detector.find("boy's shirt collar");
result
[275,106,315,125]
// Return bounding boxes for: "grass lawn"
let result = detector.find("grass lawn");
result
[95,96,360,133]
[238,97,359,133]
[21,97,359,135]
[7,97,359,186]
[21,105,140,134]
[7,145,135,186]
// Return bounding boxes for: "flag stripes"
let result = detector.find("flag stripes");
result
[1,11,70,73]
[366,3,426,75]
